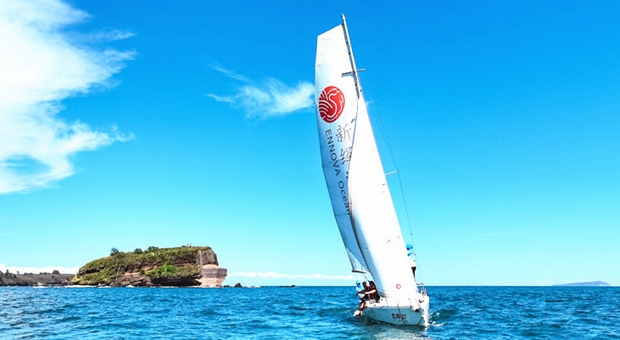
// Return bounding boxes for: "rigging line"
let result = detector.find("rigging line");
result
[396,168,418,251]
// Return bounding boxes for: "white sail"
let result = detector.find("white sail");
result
[316,24,368,273]
[316,16,429,326]
[347,92,419,299]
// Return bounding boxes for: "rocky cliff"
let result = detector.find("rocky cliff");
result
[71,246,227,287]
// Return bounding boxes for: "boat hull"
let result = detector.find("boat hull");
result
[362,296,429,326]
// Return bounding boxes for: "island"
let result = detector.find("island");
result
[71,245,228,287]
[552,281,610,287]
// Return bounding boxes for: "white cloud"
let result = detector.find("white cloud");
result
[0,263,78,274]
[210,64,251,83]
[207,65,314,119]
[0,0,134,194]
[229,271,356,281]
[74,29,136,43]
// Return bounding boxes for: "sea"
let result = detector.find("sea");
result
[1,286,618,339]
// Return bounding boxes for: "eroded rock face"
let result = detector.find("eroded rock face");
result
[196,250,227,287]
[196,249,219,266]
[198,265,228,287]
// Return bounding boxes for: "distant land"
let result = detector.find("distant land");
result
[72,245,227,287]
[0,270,74,286]
[552,281,610,287]
[1,245,229,287]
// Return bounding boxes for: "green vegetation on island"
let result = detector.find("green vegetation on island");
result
[71,245,217,286]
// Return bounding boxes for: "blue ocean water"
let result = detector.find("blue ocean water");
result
[1,286,618,339]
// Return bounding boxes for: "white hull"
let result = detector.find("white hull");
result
[363,295,430,326]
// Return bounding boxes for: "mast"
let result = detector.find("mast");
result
[339,14,365,269]
[341,14,363,100]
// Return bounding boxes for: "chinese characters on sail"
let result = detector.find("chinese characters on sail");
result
[323,121,354,215]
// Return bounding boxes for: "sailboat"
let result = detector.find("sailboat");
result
[315,15,430,326]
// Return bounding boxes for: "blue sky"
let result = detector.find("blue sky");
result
[1,0,618,286]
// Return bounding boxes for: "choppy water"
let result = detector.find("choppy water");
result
[1,286,618,339]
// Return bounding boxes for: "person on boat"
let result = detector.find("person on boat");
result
[355,280,364,298]
[353,281,372,316]
[406,243,417,280]
[368,281,379,302]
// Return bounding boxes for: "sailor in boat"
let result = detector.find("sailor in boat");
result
[354,282,370,316]
[368,281,379,302]
[355,280,364,297]
[406,243,417,280]
[353,281,379,316]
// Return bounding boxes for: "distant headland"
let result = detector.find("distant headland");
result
[552,281,610,287]
[0,270,74,287]
[72,245,227,287]
[0,245,228,288]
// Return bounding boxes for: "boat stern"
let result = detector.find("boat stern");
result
[363,294,430,327]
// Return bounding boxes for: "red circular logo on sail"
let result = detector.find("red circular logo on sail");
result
[318,86,345,123]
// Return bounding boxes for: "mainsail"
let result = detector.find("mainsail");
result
[316,23,368,273]
[316,16,418,298]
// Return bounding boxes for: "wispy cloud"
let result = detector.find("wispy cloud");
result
[0,263,79,274]
[0,0,134,194]
[210,64,251,83]
[207,65,314,119]
[67,29,136,44]
[229,271,355,281]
